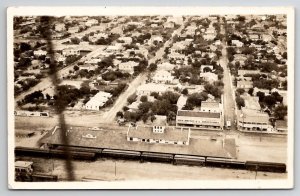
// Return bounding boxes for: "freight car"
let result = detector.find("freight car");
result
[32,173,58,182]
[173,155,206,166]
[206,157,246,169]
[245,161,286,173]
[141,152,174,163]
[101,149,141,160]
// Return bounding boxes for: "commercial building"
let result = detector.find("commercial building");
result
[127,125,191,145]
[237,108,272,131]
[136,83,168,96]
[85,91,112,110]
[176,110,223,130]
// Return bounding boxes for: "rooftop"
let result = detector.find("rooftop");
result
[177,110,221,118]
[128,126,189,142]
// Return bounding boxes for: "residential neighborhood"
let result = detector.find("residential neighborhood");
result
[12,14,290,183]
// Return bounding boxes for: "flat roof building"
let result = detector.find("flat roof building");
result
[176,110,223,130]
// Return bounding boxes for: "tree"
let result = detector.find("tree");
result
[73,65,79,71]
[256,91,265,102]
[248,88,254,96]
[236,88,245,95]
[127,93,137,104]
[140,95,148,102]
[148,63,157,72]
[274,105,287,120]
[116,111,124,118]
[264,95,277,108]
[138,101,152,114]
[236,96,245,109]
[71,37,80,44]
[182,88,188,95]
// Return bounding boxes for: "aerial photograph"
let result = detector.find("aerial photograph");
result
[8,7,293,189]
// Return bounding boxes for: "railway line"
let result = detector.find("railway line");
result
[15,146,286,174]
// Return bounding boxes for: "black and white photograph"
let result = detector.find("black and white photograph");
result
[7,6,294,189]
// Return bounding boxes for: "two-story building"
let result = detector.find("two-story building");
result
[152,70,174,84]
[176,110,223,130]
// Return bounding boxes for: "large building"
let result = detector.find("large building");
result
[85,91,112,110]
[176,110,223,130]
[127,125,191,145]
[118,61,139,74]
[136,83,168,96]
[152,70,174,84]
[237,108,272,131]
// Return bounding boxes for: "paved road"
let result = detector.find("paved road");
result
[219,22,237,131]
[101,73,147,122]
[101,17,186,123]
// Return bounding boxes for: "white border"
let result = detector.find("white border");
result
[7,6,295,189]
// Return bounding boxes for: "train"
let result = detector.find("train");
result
[15,146,286,173]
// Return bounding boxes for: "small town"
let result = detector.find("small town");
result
[12,14,288,182]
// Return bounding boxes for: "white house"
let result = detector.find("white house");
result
[85,91,112,110]
[152,70,174,84]
[85,19,98,27]
[68,26,80,34]
[237,80,253,90]
[200,72,218,83]
[118,61,139,74]
[137,83,168,96]
[157,62,176,71]
[54,23,66,32]
[62,48,80,56]
[33,49,47,56]
[231,40,244,47]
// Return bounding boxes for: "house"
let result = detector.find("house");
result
[200,72,218,83]
[79,64,97,71]
[89,33,108,43]
[237,108,272,131]
[231,40,244,47]
[163,21,175,28]
[149,36,163,44]
[127,101,140,112]
[152,70,174,84]
[177,95,188,110]
[118,36,133,44]
[136,83,168,96]
[85,91,112,110]
[85,19,98,27]
[33,49,47,56]
[68,26,80,34]
[241,95,261,111]
[237,80,253,90]
[253,87,270,96]
[157,62,176,71]
[127,125,190,145]
[54,23,66,32]
[106,44,123,53]
[238,69,260,76]
[200,101,222,113]
[118,61,139,74]
[203,26,216,40]
[249,34,260,40]
[62,48,80,56]
[275,120,287,133]
[176,110,223,130]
